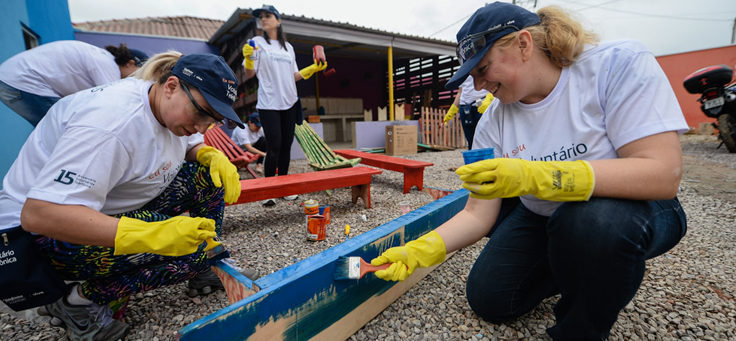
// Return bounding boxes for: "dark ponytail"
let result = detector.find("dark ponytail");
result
[105,43,134,67]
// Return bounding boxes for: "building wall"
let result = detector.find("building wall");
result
[0,0,74,189]
[75,31,219,57]
[656,45,736,128]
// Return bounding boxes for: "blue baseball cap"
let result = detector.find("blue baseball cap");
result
[445,2,541,90]
[129,49,148,67]
[171,53,244,129]
[253,5,281,19]
[248,112,261,127]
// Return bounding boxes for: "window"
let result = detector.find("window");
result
[22,25,38,50]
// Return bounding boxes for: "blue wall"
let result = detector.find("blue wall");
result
[0,0,75,189]
[75,32,219,57]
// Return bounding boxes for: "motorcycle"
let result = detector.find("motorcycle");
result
[683,64,736,152]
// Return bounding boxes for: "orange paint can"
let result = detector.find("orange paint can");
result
[306,215,326,241]
[304,199,319,215]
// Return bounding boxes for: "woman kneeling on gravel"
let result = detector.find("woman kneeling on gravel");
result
[0,52,257,340]
[371,2,688,340]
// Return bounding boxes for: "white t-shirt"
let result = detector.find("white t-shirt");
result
[247,36,299,110]
[459,75,489,106]
[0,78,204,231]
[473,40,689,217]
[0,40,121,98]
[231,126,264,146]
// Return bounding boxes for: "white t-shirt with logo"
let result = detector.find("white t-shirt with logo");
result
[0,40,121,98]
[0,78,204,230]
[473,40,689,217]
[248,36,299,110]
[459,75,489,106]
[231,126,264,146]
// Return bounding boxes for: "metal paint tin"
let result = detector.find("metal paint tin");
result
[318,205,330,225]
[306,215,326,241]
[304,199,319,215]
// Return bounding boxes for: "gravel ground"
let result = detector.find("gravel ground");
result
[1,134,735,341]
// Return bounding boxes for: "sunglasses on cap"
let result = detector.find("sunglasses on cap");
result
[456,23,520,63]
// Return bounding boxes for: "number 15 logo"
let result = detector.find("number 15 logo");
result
[54,169,76,185]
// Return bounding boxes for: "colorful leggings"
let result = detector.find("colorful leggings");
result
[34,162,225,305]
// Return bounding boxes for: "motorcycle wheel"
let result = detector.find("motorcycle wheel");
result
[717,113,736,153]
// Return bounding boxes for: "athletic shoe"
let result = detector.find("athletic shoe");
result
[187,266,260,298]
[262,198,276,206]
[282,194,299,200]
[255,164,264,174]
[38,284,130,341]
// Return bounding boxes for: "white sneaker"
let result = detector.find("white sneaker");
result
[282,195,299,201]
[255,164,264,174]
[262,198,276,206]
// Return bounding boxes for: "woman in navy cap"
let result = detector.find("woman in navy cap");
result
[371,2,688,339]
[0,51,256,340]
[242,4,327,206]
[0,41,149,126]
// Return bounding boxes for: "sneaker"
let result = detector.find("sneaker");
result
[38,284,130,341]
[262,198,276,206]
[255,164,264,174]
[187,266,260,297]
[282,194,299,200]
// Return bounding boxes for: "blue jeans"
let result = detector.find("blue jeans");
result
[0,80,60,127]
[459,104,482,150]
[466,197,687,340]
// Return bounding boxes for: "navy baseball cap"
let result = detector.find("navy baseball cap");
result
[445,2,541,90]
[171,53,244,129]
[129,49,148,67]
[253,5,281,19]
[248,112,261,127]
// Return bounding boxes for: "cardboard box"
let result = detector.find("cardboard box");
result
[385,125,417,155]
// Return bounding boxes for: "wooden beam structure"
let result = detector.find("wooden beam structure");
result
[177,189,470,341]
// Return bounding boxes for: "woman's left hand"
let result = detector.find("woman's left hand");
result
[196,146,241,204]
[299,60,328,80]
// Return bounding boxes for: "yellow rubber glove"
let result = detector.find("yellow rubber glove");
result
[370,230,446,282]
[477,93,494,114]
[456,159,595,202]
[299,60,328,80]
[443,104,459,125]
[114,216,219,257]
[196,146,241,204]
[242,43,256,70]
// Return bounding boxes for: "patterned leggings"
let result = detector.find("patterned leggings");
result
[34,162,225,305]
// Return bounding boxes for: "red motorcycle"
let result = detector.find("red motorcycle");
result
[683,65,736,152]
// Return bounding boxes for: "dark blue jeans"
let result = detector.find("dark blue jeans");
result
[0,80,60,127]
[459,104,482,150]
[466,197,687,340]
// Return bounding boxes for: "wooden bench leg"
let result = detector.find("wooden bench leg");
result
[351,184,372,209]
[403,168,425,194]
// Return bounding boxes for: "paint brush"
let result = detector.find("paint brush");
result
[334,256,390,280]
[205,237,230,266]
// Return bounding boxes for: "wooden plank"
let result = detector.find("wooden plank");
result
[177,189,469,341]
[232,167,381,207]
[334,149,433,193]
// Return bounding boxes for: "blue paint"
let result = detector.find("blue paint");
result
[179,190,470,341]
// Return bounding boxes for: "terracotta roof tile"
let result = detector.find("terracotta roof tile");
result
[73,16,225,41]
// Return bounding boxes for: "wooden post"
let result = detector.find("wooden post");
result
[388,45,394,121]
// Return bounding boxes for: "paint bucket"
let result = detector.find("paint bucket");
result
[462,147,495,165]
[318,205,331,225]
[306,215,327,241]
[304,199,319,215]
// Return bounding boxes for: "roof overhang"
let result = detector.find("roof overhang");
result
[209,9,456,61]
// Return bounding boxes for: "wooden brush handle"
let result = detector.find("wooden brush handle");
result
[366,263,391,273]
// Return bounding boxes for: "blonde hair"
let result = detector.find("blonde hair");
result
[130,51,183,82]
[495,6,599,68]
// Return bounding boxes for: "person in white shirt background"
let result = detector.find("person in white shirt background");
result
[241,4,327,206]
[231,112,268,173]
[444,75,494,150]
[0,52,257,341]
[0,40,148,126]
[370,2,688,340]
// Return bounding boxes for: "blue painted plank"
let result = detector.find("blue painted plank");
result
[178,189,469,341]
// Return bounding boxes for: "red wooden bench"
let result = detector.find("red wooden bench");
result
[333,149,433,194]
[204,127,260,179]
[230,167,382,208]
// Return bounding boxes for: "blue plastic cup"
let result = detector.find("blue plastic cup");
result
[462,147,495,165]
